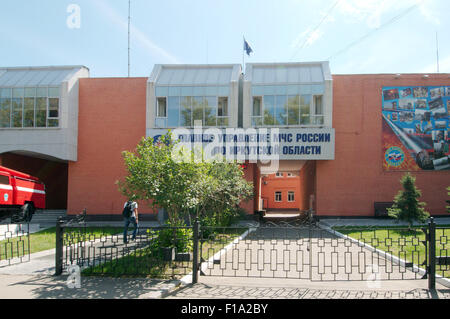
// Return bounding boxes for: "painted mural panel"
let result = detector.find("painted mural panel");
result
[382,86,450,171]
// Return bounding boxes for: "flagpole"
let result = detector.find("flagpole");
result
[242,36,245,74]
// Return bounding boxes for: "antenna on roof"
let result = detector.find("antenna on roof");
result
[436,31,440,73]
[128,0,131,77]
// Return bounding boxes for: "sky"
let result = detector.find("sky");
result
[0,0,449,78]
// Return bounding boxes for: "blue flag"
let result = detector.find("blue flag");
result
[244,38,253,56]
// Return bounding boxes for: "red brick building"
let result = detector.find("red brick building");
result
[0,64,449,219]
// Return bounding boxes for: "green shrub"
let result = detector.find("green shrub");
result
[147,219,193,253]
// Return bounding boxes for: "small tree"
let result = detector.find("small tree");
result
[117,132,203,224]
[199,161,254,226]
[117,132,253,226]
[388,173,429,228]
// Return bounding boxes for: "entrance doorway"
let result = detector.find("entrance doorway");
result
[258,161,316,215]
[261,171,300,212]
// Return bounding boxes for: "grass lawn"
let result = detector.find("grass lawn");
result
[333,225,450,278]
[0,227,123,260]
[82,228,245,279]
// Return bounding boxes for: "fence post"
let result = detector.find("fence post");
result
[192,217,199,284]
[428,217,436,290]
[55,217,64,276]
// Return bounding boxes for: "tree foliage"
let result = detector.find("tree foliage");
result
[117,132,253,225]
[388,173,429,228]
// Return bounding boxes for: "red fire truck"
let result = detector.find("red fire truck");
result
[0,165,46,223]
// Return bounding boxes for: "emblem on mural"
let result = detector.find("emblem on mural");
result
[385,147,405,167]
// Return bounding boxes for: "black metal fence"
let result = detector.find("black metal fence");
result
[0,222,31,266]
[199,224,426,281]
[55,220,196,279]
[54,217,449,289]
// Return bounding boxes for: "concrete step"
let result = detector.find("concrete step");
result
[30,210,67,225]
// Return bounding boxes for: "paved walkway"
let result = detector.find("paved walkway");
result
[0,274,180,299]
[166,276,450,299]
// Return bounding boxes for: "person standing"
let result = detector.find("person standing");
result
[123,197,138,244]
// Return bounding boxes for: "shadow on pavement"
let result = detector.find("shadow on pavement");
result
[8,275,172,299]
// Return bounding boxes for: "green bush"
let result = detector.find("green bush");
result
[198,207,247,240]
[147,220,193,253]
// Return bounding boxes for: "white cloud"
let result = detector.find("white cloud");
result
[337,0,440,28]
[290,7,335,53]
[418,0,441,25]
[93,0,180,64]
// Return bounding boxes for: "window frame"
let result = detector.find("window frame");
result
[0,86,60,129]
[156,97,168,118]
[155,96,168,128]
[311,94,324,125]
[0,174,10,185]
[251,92,324,128]
[0,88,12,128]
[217,96,229,127]
[159,93,231,128]
[288,191,295,202]
[275,191,282,202]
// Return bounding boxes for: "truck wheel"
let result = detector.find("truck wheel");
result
[26,204,35,222]
[19,203,34,223]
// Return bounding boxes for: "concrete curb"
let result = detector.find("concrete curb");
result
[138,280,182,299]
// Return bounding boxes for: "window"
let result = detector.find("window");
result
[275,191,282,202]
[287,95,300,125]
[192,96,204,124]
[0,86,59,128]
[288,191,295,202]
[180,96,192,127]
[48,98,59,127]
[168,96,180,127]
[313,95,324,125]
[0,88,11,128]
[36,88,47,128]
[0,175,9,185]
[251,89,324,127]
[251,96,263,126]
[204,96,216,126]
[217,97,229,126]
[287,173,294,177]
[218,97,228,116]
[252,96,262,116]
[155,95,167,127]
[12,88,23,128]
[157,97,167,118]
[159,89,230,128]
[47,87,59,127]
[275,95,287,125]
[300,95,311,125]
[275,172,283,177]
[263,95,275,125]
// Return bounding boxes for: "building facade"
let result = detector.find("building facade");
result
[0,63,449,219]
